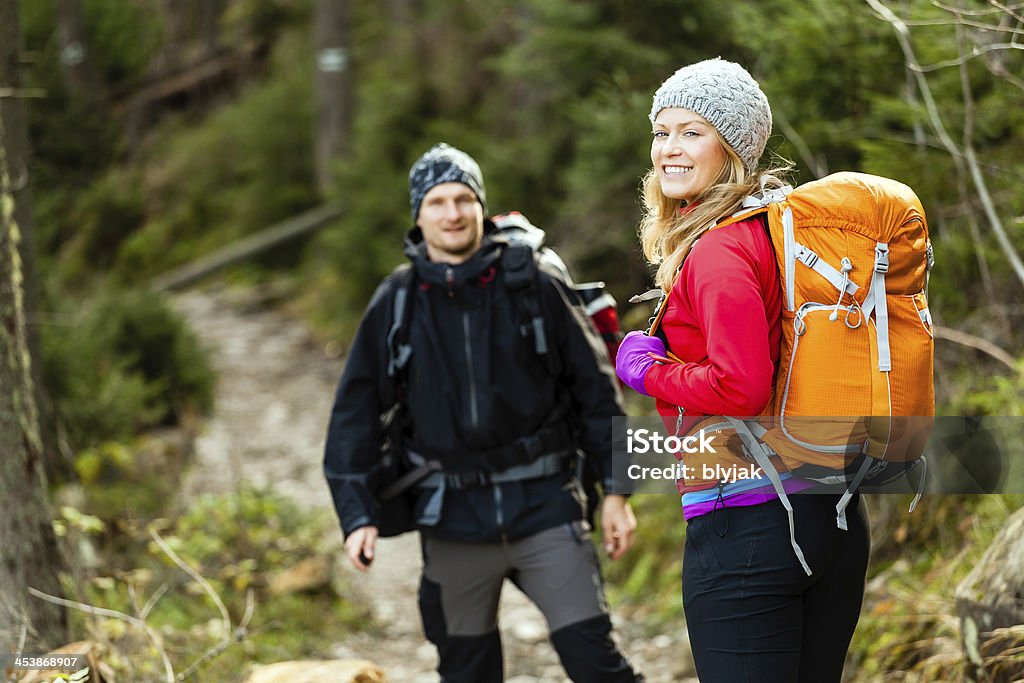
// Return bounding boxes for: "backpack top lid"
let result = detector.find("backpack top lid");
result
[493,211,547,250]
[770,171,927,243]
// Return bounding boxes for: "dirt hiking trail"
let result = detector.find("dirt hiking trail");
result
[173,285,696,682]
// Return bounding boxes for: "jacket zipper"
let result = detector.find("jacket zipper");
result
[462,310,479,429]
[445,266,455,298]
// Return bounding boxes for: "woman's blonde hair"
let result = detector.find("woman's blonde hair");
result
[639,130,791,291]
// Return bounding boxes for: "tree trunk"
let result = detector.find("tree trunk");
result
[4,0,63,482]
[0,0,67,652]
[201,0,226,59]
[313,0,352,196]
[55,0,100,101]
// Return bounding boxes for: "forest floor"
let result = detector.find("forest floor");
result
[172,283,698,682]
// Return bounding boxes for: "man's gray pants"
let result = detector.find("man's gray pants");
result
[418,521,640,682]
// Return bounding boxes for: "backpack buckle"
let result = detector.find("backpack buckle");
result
[446,471,490,489]
[520,434,544,460]
[874,245,890,273]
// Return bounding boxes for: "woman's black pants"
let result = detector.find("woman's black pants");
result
[683,493,870,683]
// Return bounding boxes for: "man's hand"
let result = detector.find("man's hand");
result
[600,494,636,561]
[344,526,379,572]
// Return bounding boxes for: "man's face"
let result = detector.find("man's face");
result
[416,182,484,264]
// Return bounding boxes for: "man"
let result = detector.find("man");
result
[324,142,642,682]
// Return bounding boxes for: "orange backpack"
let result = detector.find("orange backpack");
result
[650,172,935,574]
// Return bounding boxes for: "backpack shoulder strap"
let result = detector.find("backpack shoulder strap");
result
[710,205,769,232]
[501,242,536,291]
[646,205,771,340]
[386,264,416,381]
[501,243,562,376]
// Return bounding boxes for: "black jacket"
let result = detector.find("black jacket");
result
[324,222,624,542]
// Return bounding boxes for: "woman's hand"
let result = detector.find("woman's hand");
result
[615,330,666,396]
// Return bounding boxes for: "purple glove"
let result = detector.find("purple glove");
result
[615,330,665,396]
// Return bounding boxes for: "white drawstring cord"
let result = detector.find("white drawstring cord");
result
[829,258,853,321]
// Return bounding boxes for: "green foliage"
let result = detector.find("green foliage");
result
[73,439,182,519]
[13,0,1024,673]
[222,0,310,44]
[53,505,106,539]
[81,0,164,86]
[56,169,147,283]
[70,489,368,681]
[602,494,685,628]
[114,31,317,281]
[160,489,330,596]
[733,0,905,178]
[964,363,1024,416]
[18,0,161,89]
[41,288,214,450]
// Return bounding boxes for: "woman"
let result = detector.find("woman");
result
[615,58,870,682]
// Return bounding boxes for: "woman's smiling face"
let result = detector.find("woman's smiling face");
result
[650,108,728,204]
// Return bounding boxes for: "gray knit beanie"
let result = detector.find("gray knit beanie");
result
[649,58,772,173]
[408,143,487,222]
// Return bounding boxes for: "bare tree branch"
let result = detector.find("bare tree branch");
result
[954,19,1007,332]
[0,87,46,99]
[981,53,1024,93]
[912,42,1023,73]
[988,0,1024,24]
[141,583,169,621]
[240,588,255,631]
[773,105,827,178]
[28,587,176,683]
[866,0,1024,290]
[148,527,231,640]
[175,589,256,682]
[935,0,1024,18]
[935,325,1021,371]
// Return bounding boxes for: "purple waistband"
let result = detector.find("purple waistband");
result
[682,478,818,521]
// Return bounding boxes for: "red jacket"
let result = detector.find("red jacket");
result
[644,217,783,419]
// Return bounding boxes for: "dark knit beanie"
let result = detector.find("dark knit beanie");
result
[408,143,487,222]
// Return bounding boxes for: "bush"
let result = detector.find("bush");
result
[42,287,214,450]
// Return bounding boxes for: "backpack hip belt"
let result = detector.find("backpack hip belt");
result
[408,425,577,528]
[410,449,575,490]
[409,421,577,487]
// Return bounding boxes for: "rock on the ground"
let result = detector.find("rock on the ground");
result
[267,556,333,596]
[17,640,114,683]
[955,505,1024,680]
[244,659,386,683]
